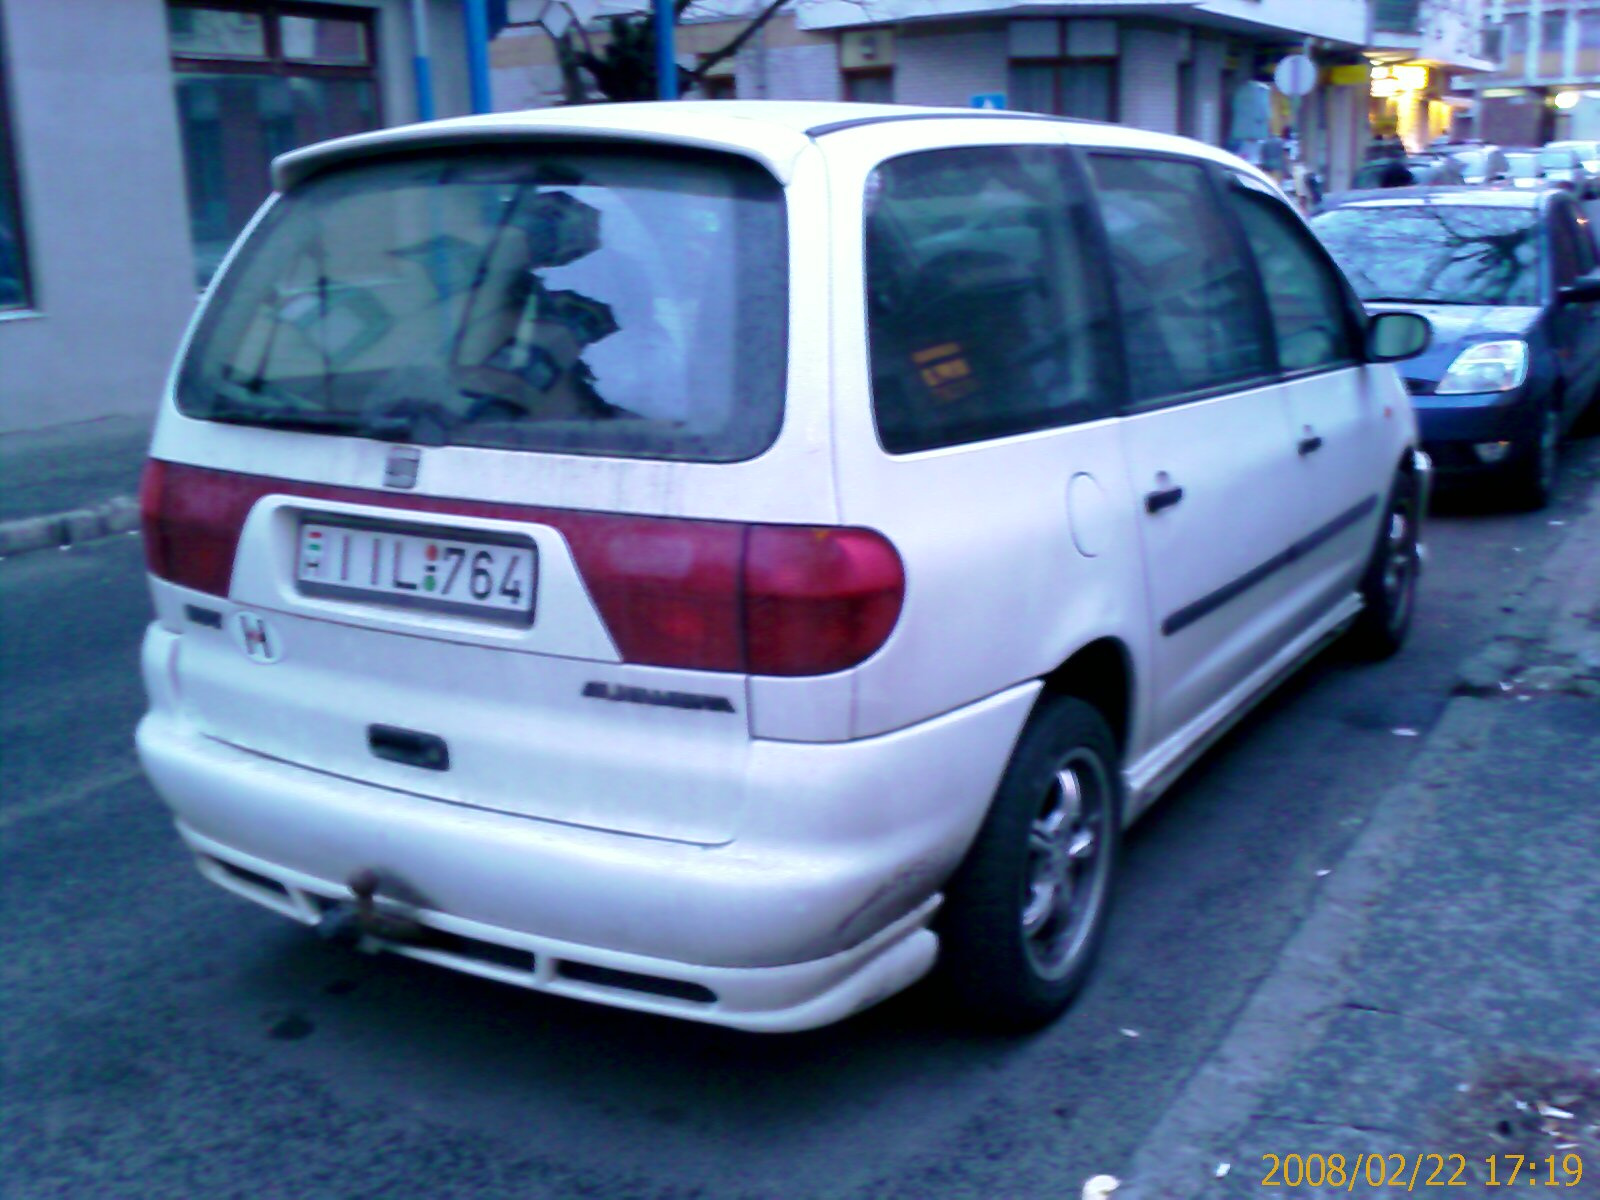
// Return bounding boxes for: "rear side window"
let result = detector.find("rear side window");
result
[1223,179,1359,374]
[177,147,788,462]
[1087,154,1273,405]
[865,145,1118,454]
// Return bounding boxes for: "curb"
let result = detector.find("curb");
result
[1116,482,1600,1199]
[0,495,141,559]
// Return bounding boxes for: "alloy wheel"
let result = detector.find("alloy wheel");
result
[1021,750,1113,981]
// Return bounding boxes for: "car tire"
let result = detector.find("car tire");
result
[1507,399,1560,511]
[937,696,1122,1032]
[1347,468,1421,661]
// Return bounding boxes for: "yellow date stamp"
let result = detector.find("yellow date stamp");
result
[1259,1151,1586,1190]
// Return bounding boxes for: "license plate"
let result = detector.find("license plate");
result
[296,521,537,625]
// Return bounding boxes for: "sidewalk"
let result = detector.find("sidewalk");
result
[1119,478,1600,1197]
[0,415,150,555]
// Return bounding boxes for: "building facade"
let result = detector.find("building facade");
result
[492,0,1378,193]
[0,0,473,434]
[1465,0,1600,144]
[1368,0,1495,149]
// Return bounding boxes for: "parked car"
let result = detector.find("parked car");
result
[1535,145,1593,197]
[1544,139,1600,195]
[136,102,1433,1033]
[1442,144,1512,186]
[1313,187,1600,508]
[1348,155,1465,190]
[1504,149,1550,190]
[1315,156,1468,212]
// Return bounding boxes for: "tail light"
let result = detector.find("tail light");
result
[140,459,267,596]
[139,461,905,676]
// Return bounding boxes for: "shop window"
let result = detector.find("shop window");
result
[167,2,380,286]
[0,17,30,311]
[844,69,893,103]
[1009,61,1116,122]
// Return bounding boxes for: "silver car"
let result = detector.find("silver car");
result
[1536,146,1593,197]
[1545,139,1600,196]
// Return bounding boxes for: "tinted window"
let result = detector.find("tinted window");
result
[1312,203,1542,307]
[865,145,1117,453]
[1549,205,1594,284]
[1539,148,1579,169]
[178,148,788,462]
[1225,181,1357,372]
[1088,154,1272,403]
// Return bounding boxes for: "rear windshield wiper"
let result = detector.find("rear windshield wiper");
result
[205,406,372,435]
[1364,296,1481,305]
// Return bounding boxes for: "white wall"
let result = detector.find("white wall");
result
[0,0,197,433]
[893,22,1006,106]
[0,0,473,434]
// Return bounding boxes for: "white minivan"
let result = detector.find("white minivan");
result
[137,102,1433,1033]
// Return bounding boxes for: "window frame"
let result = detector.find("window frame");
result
[1217,168,1369,384]
[842,67,894,104]
[167,0,381,92]
[862,141,1126,456]
[1081,147,1282,415]
[0,11,34,313]
[1007,59,1119,123]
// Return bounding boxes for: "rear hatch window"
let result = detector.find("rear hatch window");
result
[178,146,787,462]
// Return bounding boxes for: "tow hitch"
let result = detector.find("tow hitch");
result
[317,868,439,951]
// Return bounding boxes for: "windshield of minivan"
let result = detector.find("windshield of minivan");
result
[177,148,788,461]
[1311,203,1542,307]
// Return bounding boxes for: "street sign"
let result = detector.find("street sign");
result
[970,93,1006,110]
[1273,54,1317,98]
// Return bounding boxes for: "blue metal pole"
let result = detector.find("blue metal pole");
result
[465,0,492,114]
[413,54,437,119]
[410,0,436,120]
[655,0,677,100]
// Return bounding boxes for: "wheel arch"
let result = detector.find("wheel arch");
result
[1036,637,1134,758]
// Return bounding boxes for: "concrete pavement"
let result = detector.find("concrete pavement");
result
[0,415,149,555]
[4,418,1597,1198]
[1119,475,1600,1197]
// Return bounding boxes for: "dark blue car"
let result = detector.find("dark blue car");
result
[1311,187,1600,508]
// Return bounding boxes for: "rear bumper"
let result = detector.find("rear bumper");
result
[173,816,940,1033]
[136,630,1039,1030]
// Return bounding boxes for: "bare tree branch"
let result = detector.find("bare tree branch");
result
[536,0,796,103]
[685,0,790,82]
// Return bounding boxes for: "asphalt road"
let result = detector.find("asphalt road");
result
[2,435,1597,1200]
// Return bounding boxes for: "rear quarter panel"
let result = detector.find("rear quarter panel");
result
[812,121,1149,745]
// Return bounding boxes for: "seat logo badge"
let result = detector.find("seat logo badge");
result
[231,611,283,664]
[384,447,421,490]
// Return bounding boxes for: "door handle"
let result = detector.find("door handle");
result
[1298,434,1324,456]
[368,724,450,771]
[1144,485,1185,514]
